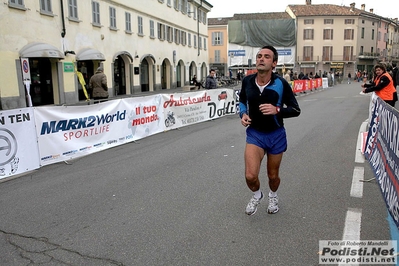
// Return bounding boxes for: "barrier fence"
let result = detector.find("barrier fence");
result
[0,89,236,180]
[364,94,399,231]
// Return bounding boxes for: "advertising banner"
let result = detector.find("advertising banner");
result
[161,90,236,129]
[0,108,40,178]
[364,97,399,229]
[34,95,164,166]
[33,89,236,166]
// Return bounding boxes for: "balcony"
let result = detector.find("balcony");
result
[298,55,356,63]
[209,57,227,64]
[357,52,380,59]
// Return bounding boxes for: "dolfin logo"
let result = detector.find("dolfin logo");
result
[40,110,126,135]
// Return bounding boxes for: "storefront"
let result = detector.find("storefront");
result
[19,42,64,107]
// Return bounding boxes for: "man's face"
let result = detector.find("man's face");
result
[210,71,215,77]
[256,48,277,72]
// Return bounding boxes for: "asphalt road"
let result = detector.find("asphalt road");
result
[0,81,391,266]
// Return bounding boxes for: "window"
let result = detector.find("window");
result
[371,29,374,40]
[344,19,355,24]
[204,38,206,50]
[361,28,364,38]
[212,32,223,45]
[343,46,353,61]
[303,46,313,61]
[157,23,165,40]
[344,29,354,40]
[199,36,202,49]
[215,50,221,63]
[378,31,381,41]
[174,29,180,44]
[304,19,314,24]
[360,46,364,54]
[324,19,333,24]
[303,29,314,40]
[138,16,143,35]
[188,33,191,46]
[323,29,333,40]
[9,0,25,8]
[194,34,197,48]
[150,20,155,38]
[167,0,171,6]
[40,0,52,14]
[109,7,116,29]
[68,0,78,19]
[322,46,333,61]
[166,26,173,42]
[125,12,132,33]
[92,1,100,25]
[181,31,187,46]
[173,0,178,10]
[179,0,183,11]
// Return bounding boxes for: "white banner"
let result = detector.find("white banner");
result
[162,90,236,128]
[34,95,165,166]
[0,108,40,178]
[34,89,236,166]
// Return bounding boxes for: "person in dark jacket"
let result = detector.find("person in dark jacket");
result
[89,67,109,100]
[239,45,301,216]
[205,69,217,89]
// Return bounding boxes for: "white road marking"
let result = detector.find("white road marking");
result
[350,167,364,198]
[355,121,367,163]
[339,208,362,266]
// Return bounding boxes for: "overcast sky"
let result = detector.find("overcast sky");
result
[208,0,398,20]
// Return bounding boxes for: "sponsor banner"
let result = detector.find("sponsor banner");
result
[0,108,40,178]
[319,240,397,264]
[34,95,164,166]
[121,95,165,140]
[161,89,236,128]
[34,89,237,166]
[364,97,399,229]
[292,78,323,94]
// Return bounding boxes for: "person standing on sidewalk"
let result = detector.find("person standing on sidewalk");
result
[89,67,109,101]
[347,73,352,84]
[205,69,217,89]
[239,45,301,215]
[361,63,397,107]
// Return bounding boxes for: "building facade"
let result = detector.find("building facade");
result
[0,0,212,110]
[208,17,230,78]
[207,1,399,80]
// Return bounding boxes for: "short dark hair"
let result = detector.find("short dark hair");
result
[260,45,278,62]
[210,69,215,73]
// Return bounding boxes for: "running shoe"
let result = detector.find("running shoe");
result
[267,195,279,214]
[245,192,263,215]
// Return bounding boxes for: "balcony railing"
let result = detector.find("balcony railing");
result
[298,55,356,62]
[357,52,380,59]
[209,58,227,64]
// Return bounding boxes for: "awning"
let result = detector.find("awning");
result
[19,42,65,59]
[76,48,105,61]
[113,51,133,62]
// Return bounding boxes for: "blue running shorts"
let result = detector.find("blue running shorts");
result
[246,127,287,154]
